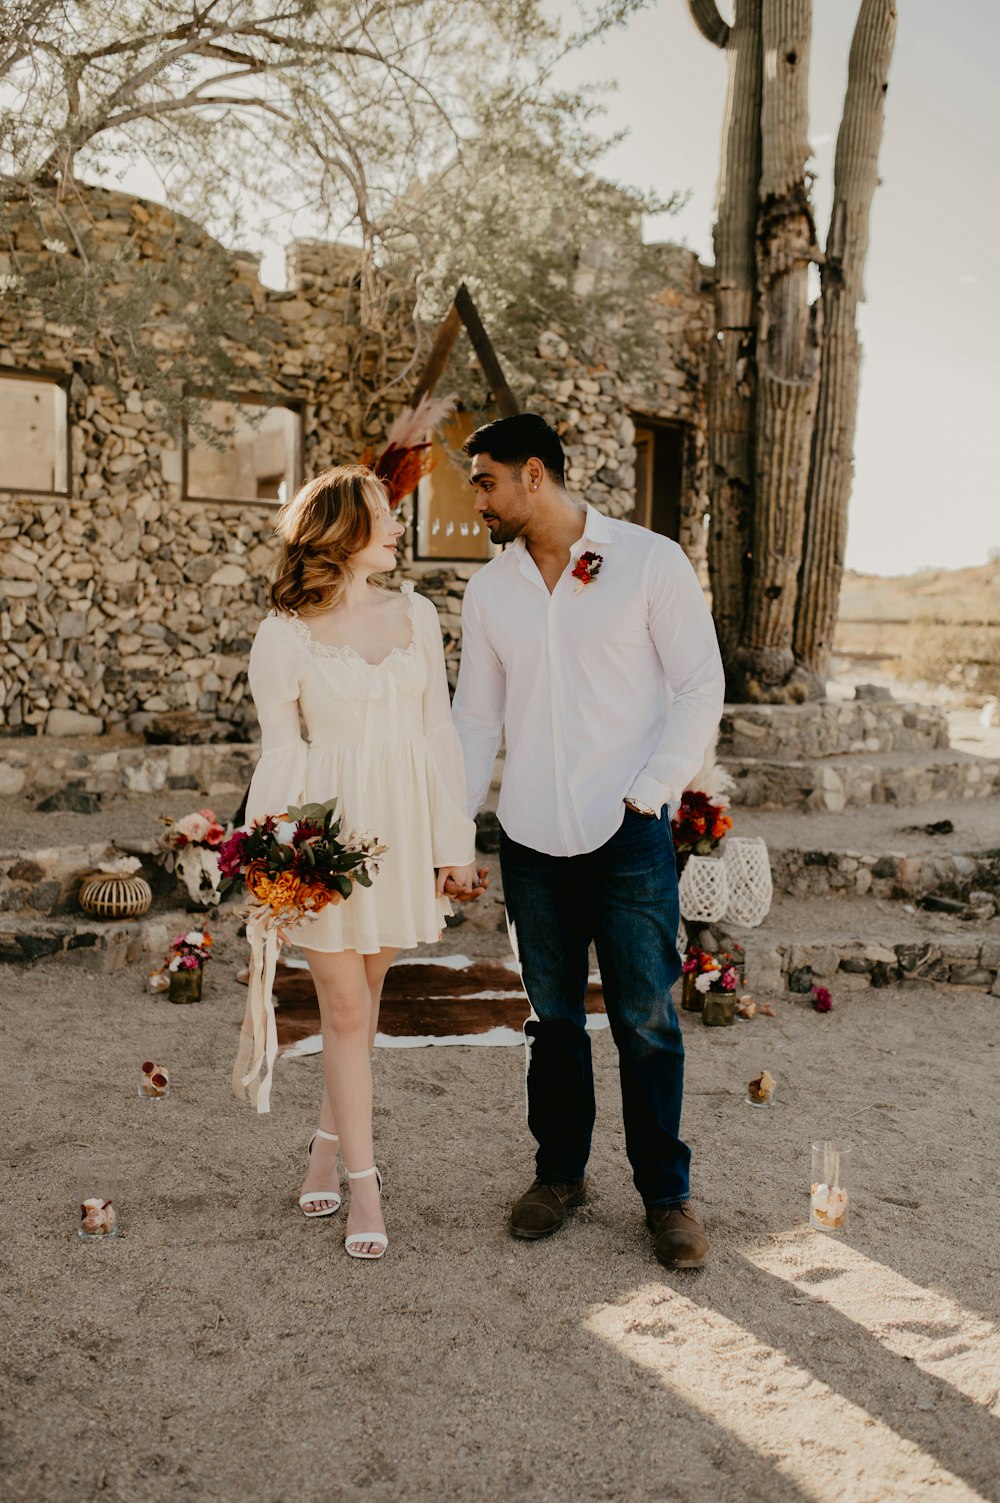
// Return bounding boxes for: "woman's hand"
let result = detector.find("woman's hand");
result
[436,864,490,902]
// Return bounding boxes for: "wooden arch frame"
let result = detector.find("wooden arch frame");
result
[410,283,519,416]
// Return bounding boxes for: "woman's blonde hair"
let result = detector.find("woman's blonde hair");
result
[268,465,389,616]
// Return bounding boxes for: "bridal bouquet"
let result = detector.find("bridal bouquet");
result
[218,799,386,1113]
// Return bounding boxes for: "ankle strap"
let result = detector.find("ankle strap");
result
[347,1166,378,1180]
[314,1129,339,1143]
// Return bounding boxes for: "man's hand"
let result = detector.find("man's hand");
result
[436,864,490,902]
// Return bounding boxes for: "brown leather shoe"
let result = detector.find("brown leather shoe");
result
[510,1178,587,1240]
[646,1201,708,1269]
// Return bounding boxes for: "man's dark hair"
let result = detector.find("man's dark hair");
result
[462,413,566,485]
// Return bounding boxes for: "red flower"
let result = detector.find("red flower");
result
[217,828,250,879]
[812,986,833,1013]
[571,550,604,589]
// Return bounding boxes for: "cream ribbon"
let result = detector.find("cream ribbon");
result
[232,904,280,1114]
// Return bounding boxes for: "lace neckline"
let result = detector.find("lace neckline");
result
[283,582,417,667]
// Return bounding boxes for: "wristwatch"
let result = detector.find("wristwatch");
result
[624,797,657,818]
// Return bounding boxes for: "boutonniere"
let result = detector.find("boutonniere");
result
[571,550,604,594]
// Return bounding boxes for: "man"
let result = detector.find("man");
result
[451,413,724,1269]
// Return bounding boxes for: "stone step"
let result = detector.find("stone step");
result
[0,908,214,972]
[696,894,1000,997]
[719,700,950,761]
[731,799,1000,904]
[724,749,1000,811]
[0,837,233,918]
[0,735,256,801]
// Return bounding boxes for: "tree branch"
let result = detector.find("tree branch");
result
[687,0,731,48]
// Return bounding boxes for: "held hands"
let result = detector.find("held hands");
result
[435,864,490,903]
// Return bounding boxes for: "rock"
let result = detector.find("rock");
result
[918,894,966,914]
[143,710,224,745]
[854,684,893,701]
[787,966,813,994]
[948,966,995,987]
[209,564,248,587]
[183,556,218,586]
[45,708,105,736]
[979,940,1000,971]
[0,763,26,796]
[840,956,873,974]
[26,880,61,912]
[36,787,102,814]
[13,931,63,961]
[870,961,899,988]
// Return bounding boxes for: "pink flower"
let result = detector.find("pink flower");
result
[812,985,833,1013]
[204,822,226,846]
[682,955,699,974]
[720,969,738,991]
[180,954,200,970]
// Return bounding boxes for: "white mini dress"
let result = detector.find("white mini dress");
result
[244,582,476,954]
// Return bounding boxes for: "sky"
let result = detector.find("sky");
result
[544,0,1000,576]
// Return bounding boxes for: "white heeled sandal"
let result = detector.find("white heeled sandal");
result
[298,1129,342,1219]
[344,1166,387,1260]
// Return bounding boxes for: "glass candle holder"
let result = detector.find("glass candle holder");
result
[168,967,202,1004]
[702,992,736,1026]
[76,1154,119,1240]
[745,1070,776,1107]
[681,973,704,1012]
[810,1141,851,1232]
[138,1061,170,1101]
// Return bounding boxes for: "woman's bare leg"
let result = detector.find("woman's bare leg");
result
[364,947,397,1053]
[300,947,385,1253]
[303,937,396,1172]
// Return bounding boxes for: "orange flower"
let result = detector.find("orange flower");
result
[264,871,303,911]
[245,860,272,900]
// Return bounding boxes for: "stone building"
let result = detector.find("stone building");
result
[0,184,713,736]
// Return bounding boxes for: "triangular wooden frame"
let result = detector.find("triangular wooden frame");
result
[410,283,519,417]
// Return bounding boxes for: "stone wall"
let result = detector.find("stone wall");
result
[0,185,713,733]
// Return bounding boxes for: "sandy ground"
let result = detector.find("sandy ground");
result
[3,917,1000,1503]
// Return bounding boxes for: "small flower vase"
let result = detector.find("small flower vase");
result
[681,973,704,1012]
[702,992,736,1027]
[168,968,203,1004]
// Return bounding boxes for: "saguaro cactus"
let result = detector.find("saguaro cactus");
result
[689,0,898,697]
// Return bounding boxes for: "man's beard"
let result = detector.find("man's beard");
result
[487,516,526,546]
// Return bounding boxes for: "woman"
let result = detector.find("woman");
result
[243,465,484,1260]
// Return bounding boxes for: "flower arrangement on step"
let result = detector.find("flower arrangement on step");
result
[156,807,230,907]
[680,943,745,1024]
[148,929,213,1003]
[218,799,387,1113]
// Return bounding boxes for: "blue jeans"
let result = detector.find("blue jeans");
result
[499,808,690,1209]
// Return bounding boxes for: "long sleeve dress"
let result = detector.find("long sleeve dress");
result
[243,581,476,954]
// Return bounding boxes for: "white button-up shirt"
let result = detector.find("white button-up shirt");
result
[452,504,725,858]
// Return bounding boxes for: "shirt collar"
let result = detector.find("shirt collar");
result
[510,503,612,560]
[577,504,611,552]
